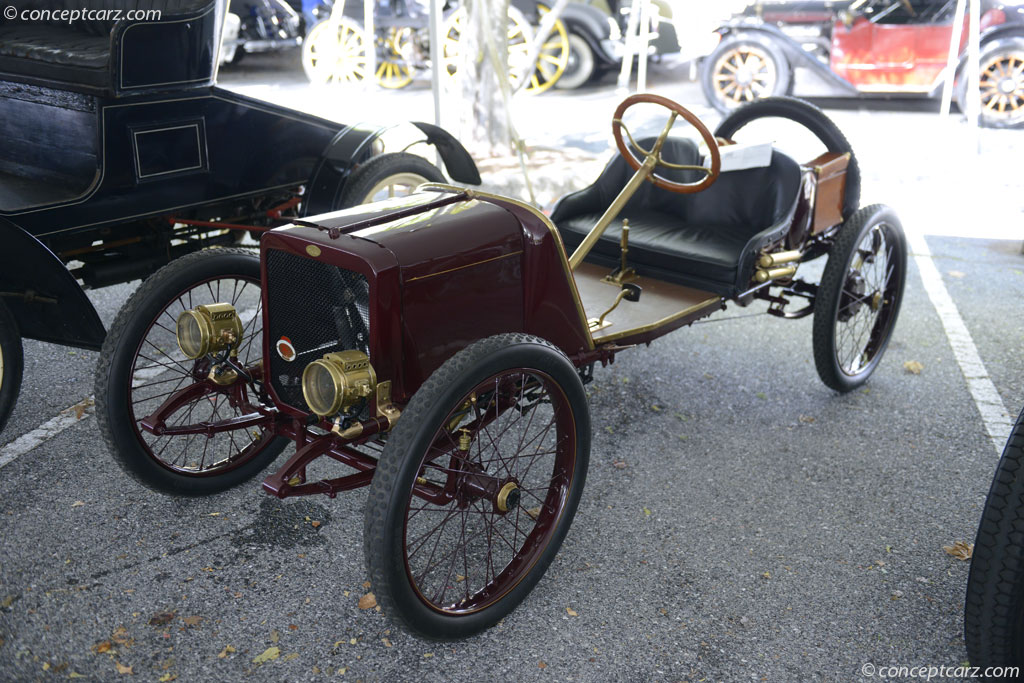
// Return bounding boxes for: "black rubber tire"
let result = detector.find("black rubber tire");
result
[95,249,288,496]
[715,96,861,220]
[0,298,24,434]
[812,205,907,393]
[338,153,446,209]
[957,37,1024,130]
[966,405,1024,672]
[701,36,792,114]
[555,32,596,90]
[364,333,591,639]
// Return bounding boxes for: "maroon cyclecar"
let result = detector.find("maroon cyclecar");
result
[96,94,908,639]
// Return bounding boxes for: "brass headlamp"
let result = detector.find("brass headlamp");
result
[175,303,243,360]
[301,350,377,418]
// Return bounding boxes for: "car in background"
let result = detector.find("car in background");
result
[700,0,1024,128]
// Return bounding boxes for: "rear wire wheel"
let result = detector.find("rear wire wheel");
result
[95,249,287,495]
[364,334,590,638]
[302,17,368,84]
[0,298,24,433]
[812,205,907,392]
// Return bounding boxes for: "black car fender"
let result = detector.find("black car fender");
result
[716,24,859,95]
[0,220,105,351]
[560,3,618,66]
[304,121,481,215]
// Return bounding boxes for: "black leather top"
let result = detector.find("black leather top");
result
[551,137,802,296]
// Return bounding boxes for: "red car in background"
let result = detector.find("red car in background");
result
[701,0,1024,128]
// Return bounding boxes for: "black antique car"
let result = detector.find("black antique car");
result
[702,0,1024,128]
[0,0,479,431]
[96,94,908,638]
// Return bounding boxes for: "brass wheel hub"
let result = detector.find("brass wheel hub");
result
[870,291,883,312]
[495,481,521,514]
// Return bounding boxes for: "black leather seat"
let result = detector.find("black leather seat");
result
[551,137,803,296]
[0,0,207,92]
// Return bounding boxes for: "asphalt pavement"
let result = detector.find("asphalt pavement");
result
[0,53,1022,682]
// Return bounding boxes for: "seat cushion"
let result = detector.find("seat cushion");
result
[0,25,109,89]
[552,139,802,295]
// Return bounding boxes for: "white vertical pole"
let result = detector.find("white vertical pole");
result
[364,0,376,90]
[636,0,651,92]
[616,0,642,90]
[965,0,981,137]
[939,0,967,118]
[429,0,443,128]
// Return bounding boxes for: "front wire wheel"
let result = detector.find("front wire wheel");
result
[302,17,368,85]
[364,334,590,638]
[812,205,907,392]
[95,249,287,495]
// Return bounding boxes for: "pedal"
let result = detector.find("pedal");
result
[591,283,643,331]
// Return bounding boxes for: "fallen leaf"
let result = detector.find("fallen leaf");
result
[798,415,815,424]
[69,672,85,678]
[538,661,547,669]
[148,612,175,626]
[526,507,541,520]
[643,507,652,516]
[337,667,348,674]
[207,512,221,517]
[288,624,298,631]
[903,360,924,375]
[612,460,627,469]
[111,627,130,645]
[382,637,392,647]
[42,662,50,671]
[349,638,357,645]
[92,641,112,654]
[253,646,280,664]
[651,404,661,412]
[282,653,299,662]
[71,501,85,508]
[362,581,371,589]
[455,575,466,583]
[423,653,433,658]
[358,593,377,610]
[114,662,132,675]
[944,541,973,560]
[73,397,94,420]
[762,571,771,579]
[311,521,321,528]
[217,645,235,659]
[181,616,202,627]
[756,392,767,400]
[566,607,578,617]
[159,675,177,682]
[270,630,280,643]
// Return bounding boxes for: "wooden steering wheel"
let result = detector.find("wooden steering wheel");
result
[612,93,721,194]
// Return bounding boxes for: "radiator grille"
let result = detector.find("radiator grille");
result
[265,248,370,411]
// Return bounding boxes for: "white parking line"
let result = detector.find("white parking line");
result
[0,396,95,469]
[0,305,261,469]
[907,231,1014,454]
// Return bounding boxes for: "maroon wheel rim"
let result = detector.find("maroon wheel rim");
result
[402,368,577,615]
[127,275,274,477]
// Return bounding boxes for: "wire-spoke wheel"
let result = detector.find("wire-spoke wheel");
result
[701,38,791,113]
[365,334,590,639]
[375,27,415,89]
[0,298,23,434]
[813,205,907,392]
[302,17,368,85]
[96,249,287,495]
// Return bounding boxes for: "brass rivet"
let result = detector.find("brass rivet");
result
[306,244,322,258]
